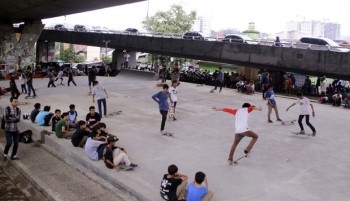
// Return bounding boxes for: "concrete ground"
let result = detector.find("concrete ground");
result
[1,70,349,201]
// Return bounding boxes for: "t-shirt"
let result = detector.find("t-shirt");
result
[160,174,182,201]
[104,146,117,169]
[266,90,276,105]
[152,91,169,111]
[55,119,67,138]
[84,139,103,161]
[295,97,311,115]
[68,111,78,123]
[223,106,255,133]
[26,72,33,83]
[92,84,106,100]
[30,109,40,123]
[52,116,61,131]
[85,112,101,127]
[71,127,88,147]
[321,80,327,92]
[35,111,49,126]
[88,70,96,81]
[169,86,178,102]
[57,70,63,78]
[186,183,208,201]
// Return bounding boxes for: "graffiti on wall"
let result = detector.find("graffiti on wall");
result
[38,41,56,62]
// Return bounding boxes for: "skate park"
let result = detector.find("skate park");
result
[1,70,349,201]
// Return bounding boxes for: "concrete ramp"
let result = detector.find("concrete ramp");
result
[117,69,157,81]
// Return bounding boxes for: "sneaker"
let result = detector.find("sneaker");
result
[160,130,166,135]
[3,155,7,161]
[10,156,19,160]
[277,118,282,121]
[312,131,316,137]
[228,159,233,165]
[268,120,273,123]
[173,118,177,121]
[244,150,249,155]
[130,163,138,168]
[299,130,305,134]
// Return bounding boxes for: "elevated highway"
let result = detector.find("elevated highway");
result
[39,30,350,79]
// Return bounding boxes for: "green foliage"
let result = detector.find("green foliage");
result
[142,4,197,34]
[56,43,77,63]
[74,55,85,63]
[102,57,112,64]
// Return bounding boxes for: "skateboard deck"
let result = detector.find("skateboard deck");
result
[291,132,313,136]
[109,111,122,116]
[168,105,175,121]
[231,154,249,165]
[162,131,174,137]
[119,164,134,171]
[25,96,37,99]
[18,101,30,105]
[210,89,215,93]
[281,120,296,125]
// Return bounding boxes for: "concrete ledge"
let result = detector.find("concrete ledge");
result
[117,69,157,81]
[4,110,157,201]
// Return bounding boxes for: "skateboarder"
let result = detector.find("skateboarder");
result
[266,85,282,123]
[212,103,262,165]
[286,92,316,136]
[152,84,170,135]
[169,81,178,120]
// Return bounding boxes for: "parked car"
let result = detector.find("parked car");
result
[74,24,87,32]
[222,34,257,44]
[125,28,139,34]
[92,26,110,33]
[295,36,349,52]
[54,24,68,31]
[182,31,216,41]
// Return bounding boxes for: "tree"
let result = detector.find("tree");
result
[142,4,196,34]
[57,43,76,63]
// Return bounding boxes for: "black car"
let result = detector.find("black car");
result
[182,31,205,40]
[125,28,139,34]
[74,24,86,32]
[54,24,68,31]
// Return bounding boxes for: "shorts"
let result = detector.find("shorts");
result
[89,80,93,86]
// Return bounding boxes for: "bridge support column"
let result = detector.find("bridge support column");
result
[36,41,56,63]
[0,21,44,73]
[112,51,137,71]
[237,67,259,81]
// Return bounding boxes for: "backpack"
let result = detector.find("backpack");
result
[1,106,20,130]
[19,130,33,143]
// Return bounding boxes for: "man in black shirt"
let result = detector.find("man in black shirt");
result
[85,106,101,130]
[104,136,137,171]
[30,103,41,123]
[26,66,37,98]
[88,66,97,93]
[71,120,91,147]
[160,164,188,201]
[51,109,61,132]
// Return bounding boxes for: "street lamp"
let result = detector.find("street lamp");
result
[102,40,110,60]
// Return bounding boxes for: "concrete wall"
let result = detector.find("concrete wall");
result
[38,30,350,79]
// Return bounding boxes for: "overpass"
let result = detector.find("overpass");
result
[38,30,350,80]
[0,0,144,70]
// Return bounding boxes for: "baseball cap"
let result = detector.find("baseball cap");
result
[107,136,119,143]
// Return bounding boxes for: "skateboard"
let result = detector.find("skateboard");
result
[210,89,215,93]
[281,120,296,125]
[162,131,174,137]
[229,153,250,165]
[25,96,37,99]
[18,101,30,105]
[119,164,134,171]
[57,83,65,86]
[168,105,175,121]
[291,132,314,136]
[109,111,122,116]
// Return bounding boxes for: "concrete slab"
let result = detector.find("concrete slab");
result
[1,72,350,201]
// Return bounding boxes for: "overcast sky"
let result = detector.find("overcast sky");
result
[43,0,350,37]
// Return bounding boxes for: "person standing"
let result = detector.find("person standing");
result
[266,85,282,123]
[26,66,37,98]
[123,51,130,69]
[46,69,56,88]
[67,69,77,86]
[169,81,178,120]
[92,81,108,118]
[212,103,262,165]
[88,66,97,93]
[3,97,21,161]
[286,92,316,136]
[18,70,27,94]
[160,164,188,201]
[320,76,327,96]
[55,69,64,86]
[152,84,170,134]
[212,67,224,92]
[9,75,20,99]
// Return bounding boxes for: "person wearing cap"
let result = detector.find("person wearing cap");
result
[104,136,138,171]
[286,92,316,136]
[212,103,262,165]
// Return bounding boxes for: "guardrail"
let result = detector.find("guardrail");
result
[41,27,350,53]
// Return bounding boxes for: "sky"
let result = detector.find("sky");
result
[42,0,350,37]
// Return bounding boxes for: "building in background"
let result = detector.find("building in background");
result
[242,22,260,40]
[192,16,211,37]
[286,20,341,40]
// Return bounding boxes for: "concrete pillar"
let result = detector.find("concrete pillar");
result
[128,51,137,69]
[237,66,259,81]
[0,21,44,73]
[36,41,56,63]
[112,50,124,71]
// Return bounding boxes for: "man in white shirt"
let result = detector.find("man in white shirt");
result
[92,81,108,118]
[55,69,64,86]
[213,103,262,165]
[286,92,316,136]
[332,92,342,106]
[169,81,178,120]
[320,77,327,96]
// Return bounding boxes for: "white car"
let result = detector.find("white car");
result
[295,36,349,52]
[222,34,258,44]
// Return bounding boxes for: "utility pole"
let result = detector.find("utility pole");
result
[102,40,110,60]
